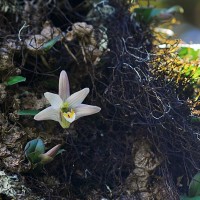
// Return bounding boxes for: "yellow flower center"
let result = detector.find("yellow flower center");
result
[63,109,75,123]
[60,102,76,125]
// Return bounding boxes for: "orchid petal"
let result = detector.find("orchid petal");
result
[59,70,70,101]
[34,106,61,122]
[67,88,89,108]
[44,92,63,109]
[74,104,101,120]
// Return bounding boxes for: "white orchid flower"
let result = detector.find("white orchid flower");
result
[34,70,101,128]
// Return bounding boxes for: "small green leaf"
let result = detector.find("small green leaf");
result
[166,5,184,14]
[180,195,186,200]
[178,47,189,58]
[191,117,200,123]
[134,7,171,23]
[178,47,200,60]
[24,139,45,157]
[41,35,61,51]
[17,110,40,116]
[134,5,183,23]
[25,139,45,164]
[189,172,200,197]
[39,154,54,165]
[56,149,65,156]
[180,196,200,200]
[182,65,194,77]
[27,151,43,164]
[193,68,200,79]
[5,76,26,86]
[134,8,155,23]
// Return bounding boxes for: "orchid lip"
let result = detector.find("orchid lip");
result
[63,109,76,123]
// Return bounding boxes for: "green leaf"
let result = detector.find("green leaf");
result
[178,47,189,58]
[24,139,45,156]
[193,68,200,79]
[28,151,43,164]
[138,0,164,7]
[134,7,171,23]
[24,139,45,164]
[17,110,40,116]
[178,47,200,60]
[182,65,195,77]
[56,149,66,156]
[166,5,184,14]
[39,154,53,165]
[41,35,61,51]
[191,117,200,123]
[134,8,155,23]
[134,5,183,23]
[180,196,186,200]
[189,172,200,197]
[5,76,26,86]
[180,196,200,200]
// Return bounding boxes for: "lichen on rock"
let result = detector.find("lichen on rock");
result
[0,170,43,199]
